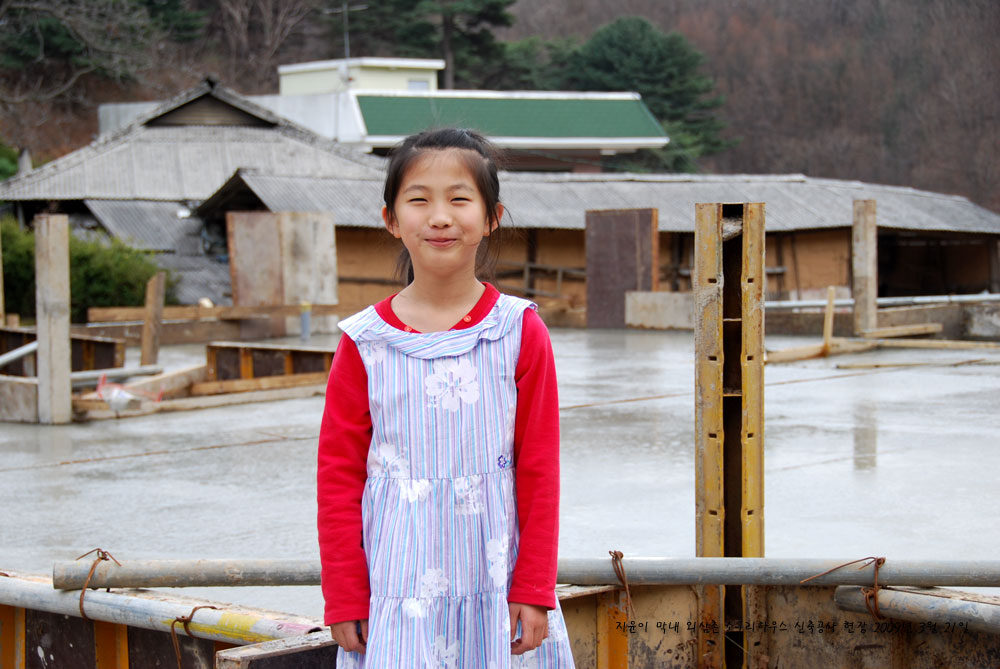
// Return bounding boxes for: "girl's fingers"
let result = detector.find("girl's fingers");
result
[509,603,549,655]
[330,620,367,654]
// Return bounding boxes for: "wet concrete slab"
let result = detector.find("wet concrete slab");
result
[2,329,999,616]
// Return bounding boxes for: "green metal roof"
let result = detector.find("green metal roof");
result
[356,94,667,141]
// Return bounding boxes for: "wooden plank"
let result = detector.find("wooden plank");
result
[215,631,337,668]
[123,364,208,399]
[228,211,286,338]
[26,609,95,666]
[852,200,877,335]
[74,383,327,420]
[34,213,72,424]
[189,371,329,396]
[866,337,1000,350]
[239,348,254,379]
[585,209,659,328]
[88,304,342,323]
[860,323,943,338]
[140,272,165,366]
[822,285,836,353]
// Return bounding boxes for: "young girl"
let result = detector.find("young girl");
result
[317,128,575,667]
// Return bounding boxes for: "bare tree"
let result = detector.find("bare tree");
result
[216,0,317,91]
[0,0,159,107]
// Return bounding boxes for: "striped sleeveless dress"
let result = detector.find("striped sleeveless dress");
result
[336,294,574,668]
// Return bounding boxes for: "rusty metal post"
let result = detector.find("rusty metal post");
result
[852,200,877,335]
[694,203,766,668]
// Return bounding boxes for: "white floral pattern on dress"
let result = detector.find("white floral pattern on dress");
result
[431,635,459,668]
[485,538,508,587]
[425,358,479,411]
[399,478,431,502]
[402,568,450,619]
[359,340,387,364]
[367,442,406,478]
[454,475,484,515]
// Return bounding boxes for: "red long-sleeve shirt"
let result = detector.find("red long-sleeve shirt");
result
[316,284,561,626]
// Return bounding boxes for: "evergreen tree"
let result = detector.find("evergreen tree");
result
[325,0,515,88]
[562,16,733,172]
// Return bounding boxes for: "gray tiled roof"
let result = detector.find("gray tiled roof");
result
[199,171,1000,235]
[153,252,233,306]
[85,199,201,251]
[0,125,382,203]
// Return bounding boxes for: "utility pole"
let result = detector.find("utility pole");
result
[325,1,369,62]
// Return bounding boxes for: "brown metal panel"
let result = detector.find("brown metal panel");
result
[25,609,95,669]
[585,209,658,328]
[127,626,216,668]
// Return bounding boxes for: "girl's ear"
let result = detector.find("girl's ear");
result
[382,205,400,238]
[484,203,504,237]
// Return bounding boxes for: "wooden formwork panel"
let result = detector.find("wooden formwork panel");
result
[585,209,659,328]
[25,608,96,668]
[127,625,219,669]
[206,343,334,382]
[0,328,125,377]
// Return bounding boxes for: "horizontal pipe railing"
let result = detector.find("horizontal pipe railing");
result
[0,341,38,369]
[51,557,1000,591]
[0,576,321,645]
[764,293,1000,310]
[835,585,1000,635]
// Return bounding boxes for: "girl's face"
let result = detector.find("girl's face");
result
[382,149,503,282]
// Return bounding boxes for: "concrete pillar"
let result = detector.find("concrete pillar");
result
[989,239,1000,295]
[852,200,878,335]
[34,214,72,424]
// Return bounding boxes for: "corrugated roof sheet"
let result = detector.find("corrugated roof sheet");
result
[153,252,233,306]
[356,93,667,142]
[209,172,1000,235]
[0,125,382,202]
[85,200,200,251]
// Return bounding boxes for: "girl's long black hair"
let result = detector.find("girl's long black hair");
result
[383,128,506,284]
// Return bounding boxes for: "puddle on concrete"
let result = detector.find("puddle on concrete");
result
[2,329,999,616]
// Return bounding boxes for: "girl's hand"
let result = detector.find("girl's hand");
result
[509,602,548,655]
[330,619,368,653]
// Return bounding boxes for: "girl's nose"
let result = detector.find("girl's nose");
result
[428,207,452,227]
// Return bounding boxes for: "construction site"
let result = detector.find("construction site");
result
[2,193,1000,667]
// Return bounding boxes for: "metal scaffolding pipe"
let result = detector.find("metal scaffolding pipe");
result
[70,364,163,389]
[0,576,322,645]
[52,557,1000,591]
[0,341,38,370]
[764,293,1000,310]
[834,586,1000,635]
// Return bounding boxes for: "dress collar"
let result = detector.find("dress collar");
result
[373,283,501,333]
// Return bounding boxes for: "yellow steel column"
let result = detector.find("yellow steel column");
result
[740,204,767,667]
[0,604,26,669]
[694,203,766,668]
[595,590,629,669]
[694,203,726,668]
[94,620,130,668]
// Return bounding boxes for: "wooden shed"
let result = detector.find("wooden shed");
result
[195,171,1000,317]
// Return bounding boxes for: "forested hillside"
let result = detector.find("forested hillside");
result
[1,0,996,212]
